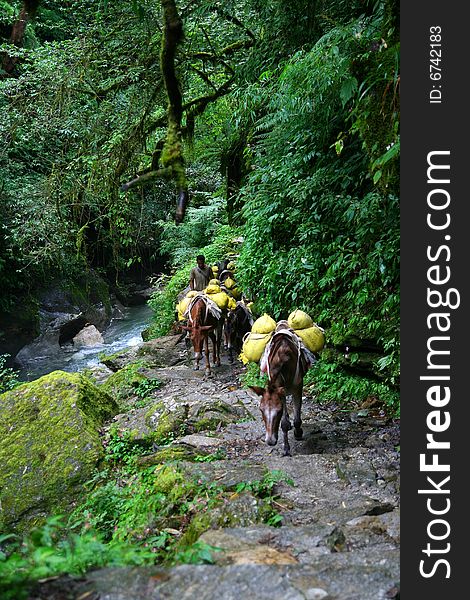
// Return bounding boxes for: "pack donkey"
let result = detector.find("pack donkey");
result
[250,321,316,456]
[224,301,254,363]
[181,295,223,375]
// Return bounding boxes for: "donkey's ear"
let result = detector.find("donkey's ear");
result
[249,386,265,397]
[180,325,191,331]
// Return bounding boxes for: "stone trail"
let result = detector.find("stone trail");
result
[30,335,400,600]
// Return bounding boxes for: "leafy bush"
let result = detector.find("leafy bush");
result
[232,8,399,410]
[0,354,20,394]
[0,516,154,600]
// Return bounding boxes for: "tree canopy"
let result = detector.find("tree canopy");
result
[1,0,399,403]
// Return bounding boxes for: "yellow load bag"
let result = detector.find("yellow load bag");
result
[288,309,314,330]
[230,286,242,300]
[204,287,236,311]
[224,276,236,290]
[176,291,199,321]
[176,298,190,321]
[252,313,276,334]
[239,331,273,364]
[294,324,325,353]
[209,292,229,310]
[205,283,221,295]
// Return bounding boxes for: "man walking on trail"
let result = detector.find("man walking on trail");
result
[189,255,214,291]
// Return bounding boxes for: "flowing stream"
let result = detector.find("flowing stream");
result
[18,303,154,382]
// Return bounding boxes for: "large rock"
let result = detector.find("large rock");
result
[100,334,188,372]
[0,371,118,533]
[73,324,104,347]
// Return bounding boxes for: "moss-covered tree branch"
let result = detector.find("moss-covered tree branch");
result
[160,0,188,224]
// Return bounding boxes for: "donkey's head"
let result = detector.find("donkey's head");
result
[250,383,286,446]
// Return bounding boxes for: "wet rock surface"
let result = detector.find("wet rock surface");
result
[29,335,400,599]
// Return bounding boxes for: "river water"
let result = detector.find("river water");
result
[18,303,154,382]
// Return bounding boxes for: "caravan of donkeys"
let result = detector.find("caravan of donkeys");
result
[174,256,325,455]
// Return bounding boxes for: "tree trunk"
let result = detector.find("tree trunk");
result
[2,0,40,75]
[160,0,188,224]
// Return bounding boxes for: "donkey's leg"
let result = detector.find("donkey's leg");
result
[193,345,201,370]
[213,321,222,367]
[204,334,212,376]
[293,383,303,440]
[281,400,292,457]
[226,324,234,363]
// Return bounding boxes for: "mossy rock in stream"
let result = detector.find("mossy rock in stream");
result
[0,371,118,534]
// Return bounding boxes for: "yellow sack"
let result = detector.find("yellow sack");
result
[223,276,236,290]
[288,309,314,330]
[227,296,237,311]
[240,331,272,364]
[208,278,220,286]
[230,286,242,300]
[176,291,199,321]
[210,291,230,310]
[294,325,325,353]
[252,313,276,334]
[205,283,221,295]
[176,297,191,321]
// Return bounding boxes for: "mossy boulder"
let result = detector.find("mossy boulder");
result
[135,444,211,467]
[100,335,186,372]
[145,401,190,444]
[143,397,249,444]
[0,371,118,533]
[101,362,150,410]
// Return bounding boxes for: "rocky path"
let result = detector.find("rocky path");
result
[31,336,400,600]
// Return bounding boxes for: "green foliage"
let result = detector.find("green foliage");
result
[0,354,20,393]
[172,540,220,565]
[234,469,294,528]
[240,361,268,389]
[193,449,226,463]
[103,425,151,466]
[304,359,400,416]
[230,6,399,410]
[134,376,162,399]
[146,268,192,338]
[235,469,294,496]
[0,515,154,600]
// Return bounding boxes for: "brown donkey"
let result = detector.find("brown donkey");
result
[181,295,223,375]
[250,321,314,456]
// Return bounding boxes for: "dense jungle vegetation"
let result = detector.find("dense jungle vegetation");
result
[0,1,399,399]
[0,0,399,594]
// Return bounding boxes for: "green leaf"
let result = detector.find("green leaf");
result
[340,77,358,106]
